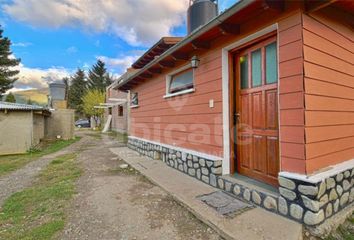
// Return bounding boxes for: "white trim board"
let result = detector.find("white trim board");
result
[163,88,195,99]
[165,63,194,96]
[128,136,222,161]
[279,158,354,184]
[221,24,278,175]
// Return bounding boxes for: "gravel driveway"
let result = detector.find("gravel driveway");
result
[58,133,222,240]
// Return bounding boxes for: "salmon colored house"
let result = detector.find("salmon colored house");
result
[117,0,354,228]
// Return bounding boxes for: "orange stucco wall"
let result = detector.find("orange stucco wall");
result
[278,12,306,174]
[302,8,354,174]
[128,4,352,176]
[129,51,224,156]
[129,5,305,163]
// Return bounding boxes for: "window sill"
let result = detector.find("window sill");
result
[130,105,139,109]
[163,88,195,99]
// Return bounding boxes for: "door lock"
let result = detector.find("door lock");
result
[234,112,240,124]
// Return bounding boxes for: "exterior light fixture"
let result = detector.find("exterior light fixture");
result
[191,55,200,68]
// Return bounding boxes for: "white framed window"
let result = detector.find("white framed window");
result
[164,64,195,98]
[130,92,139,108]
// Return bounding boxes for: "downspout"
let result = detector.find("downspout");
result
[127,90,131,135]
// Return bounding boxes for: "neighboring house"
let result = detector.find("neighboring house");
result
[116,0,353,228]
[104,38,183,134]
[104,87,128,133]
[104,77,129,133]
[0,102,51,155]
[104,68,140,133]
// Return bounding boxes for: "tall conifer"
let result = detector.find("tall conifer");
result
[0,26,20,97]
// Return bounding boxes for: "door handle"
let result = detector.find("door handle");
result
[234,113,240,124]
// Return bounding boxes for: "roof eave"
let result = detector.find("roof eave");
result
[117,0,256,90]
[131,37,183,69]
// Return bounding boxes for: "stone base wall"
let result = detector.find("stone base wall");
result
[127,137,354,228]
[278,170,354,226]
[128,138,223,182]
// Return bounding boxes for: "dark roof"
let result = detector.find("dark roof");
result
[132,37,183,69]
[107,68,139,90]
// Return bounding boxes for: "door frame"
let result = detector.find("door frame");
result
[221,23,280,175]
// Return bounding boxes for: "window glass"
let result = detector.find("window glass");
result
[131,93,138,106]
[266,42,278,84]
[118,106,123,116]
[251,49,262,87]
[240,55,248,89]
[169,69,193,94]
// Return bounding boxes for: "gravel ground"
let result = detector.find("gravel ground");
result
[0,136,86,206]
[58,132,222,240]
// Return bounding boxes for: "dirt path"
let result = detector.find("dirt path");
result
[59,133,222,240]
[0,135,87,206]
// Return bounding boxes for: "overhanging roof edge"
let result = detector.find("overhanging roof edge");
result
[117,0,255,89]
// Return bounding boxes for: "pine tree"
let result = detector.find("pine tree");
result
[87,60,112,91]
[5,92,16,103]
[0,26,20,97]
[27,98,33,105]
[68,68,87,114]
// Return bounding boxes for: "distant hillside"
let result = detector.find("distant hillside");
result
[2,88,49,106]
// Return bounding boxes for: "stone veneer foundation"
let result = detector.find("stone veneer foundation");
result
[127,137,354,228]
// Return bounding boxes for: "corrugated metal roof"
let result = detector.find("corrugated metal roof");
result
[0,101,46,111]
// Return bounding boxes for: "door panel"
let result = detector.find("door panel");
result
[252,135,266,173]
[266,136,279,177]
[235,36,279,186]
[266,89,278,130]
[241,95,250,125]
[252,92,263,129]
[239,134,251,169]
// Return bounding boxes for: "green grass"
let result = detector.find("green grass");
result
[0,137,80,177]
[0,153,81,240]
[106,131,128,143]
[326,213,354,240]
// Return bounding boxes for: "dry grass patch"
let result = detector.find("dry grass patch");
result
[326,214,354,240]
[0,153,81,240]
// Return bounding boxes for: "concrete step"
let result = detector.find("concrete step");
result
[110,147,303,240]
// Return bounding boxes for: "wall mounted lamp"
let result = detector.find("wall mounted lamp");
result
[191,55,200,68]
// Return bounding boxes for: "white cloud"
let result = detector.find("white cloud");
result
[6,54,71,90]
[13,42,32,47]
[14,63,71,90]
[97,55,139,73]
[3,0,189,46]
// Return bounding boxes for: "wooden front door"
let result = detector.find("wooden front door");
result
[234,36,279,186]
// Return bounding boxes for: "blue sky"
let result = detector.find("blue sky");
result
[0,0,237,90]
